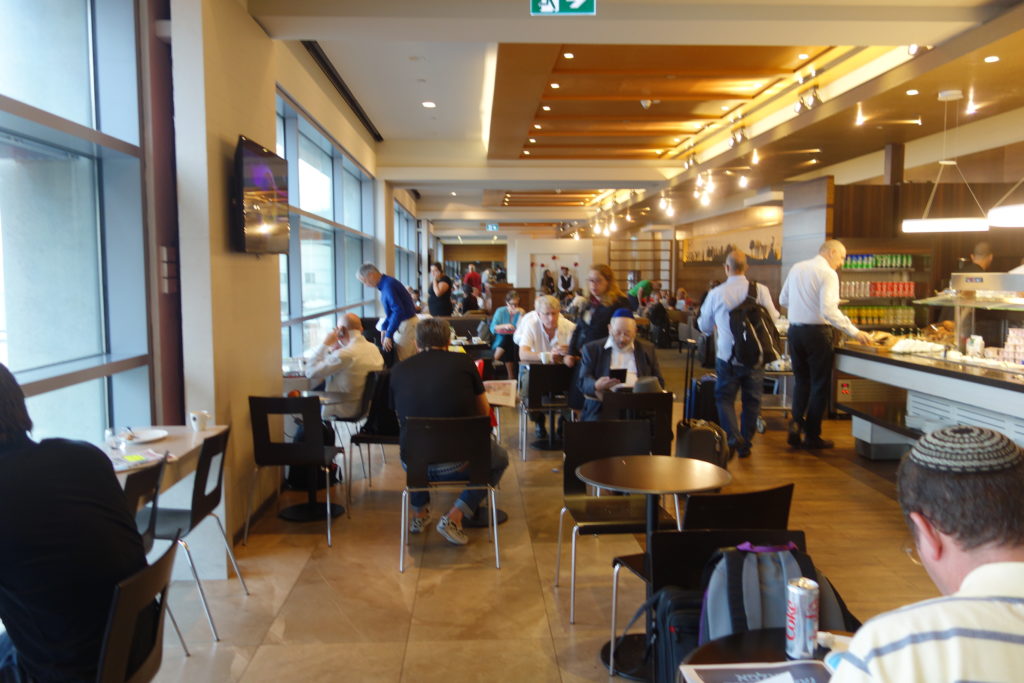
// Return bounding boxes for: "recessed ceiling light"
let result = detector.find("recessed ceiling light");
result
[563,52,574,59]
[421,101,436,108]
[534,124,542,129]
[450,191,457,197]
[523,150,531,155]
[906,89,919,96]
[984,55,1000,63]
[721,105,730,111]
[550,83,560,89]
[542,105,551,111]
[529,138,536,143]
[798,53,809,60]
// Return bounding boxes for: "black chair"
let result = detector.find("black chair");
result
[555,420,678,624]
[246,397,342,546]
[95,536,179,683]
[399,416,499,572]
[327,370,382,512]
[122,458,188,656]
[349,369,401,488]
[609,484,796,667]
[518,362,572,459]
[143,429,248,642]
[599,390,675,456]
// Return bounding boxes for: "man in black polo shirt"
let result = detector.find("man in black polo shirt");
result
[0,363,148,683]
[390,318,509,545]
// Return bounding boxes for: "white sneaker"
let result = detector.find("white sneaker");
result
[409,509,432,534]
[436,514,468,545]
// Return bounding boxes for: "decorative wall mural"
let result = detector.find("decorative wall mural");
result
[681,224,782,264]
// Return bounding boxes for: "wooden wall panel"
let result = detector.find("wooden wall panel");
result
[441,244,508,263]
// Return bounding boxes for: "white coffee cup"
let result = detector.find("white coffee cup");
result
[189,410,211,431]
[539,351,553,364]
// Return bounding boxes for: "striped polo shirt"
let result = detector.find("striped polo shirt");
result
[832,562,1024,682]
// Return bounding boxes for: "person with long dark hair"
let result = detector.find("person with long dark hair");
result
[567,264,630,411]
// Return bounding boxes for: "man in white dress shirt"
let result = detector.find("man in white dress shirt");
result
[698,250,779,458]
[305,313,385,419]
[516,295,576,438]
[779,240,871,449]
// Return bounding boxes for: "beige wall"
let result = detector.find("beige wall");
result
[172,0,380,548]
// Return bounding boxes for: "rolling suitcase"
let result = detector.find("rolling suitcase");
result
[678,341,729,467]
[682,340,719,424]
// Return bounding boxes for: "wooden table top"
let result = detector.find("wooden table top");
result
[576,455,731,496]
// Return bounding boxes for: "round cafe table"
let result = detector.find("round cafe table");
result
[280,390,348,522]
[576,455,732,682]
[683,627,829,664]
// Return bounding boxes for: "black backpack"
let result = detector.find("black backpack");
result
[615,586,703,682]
[729,282,782,367]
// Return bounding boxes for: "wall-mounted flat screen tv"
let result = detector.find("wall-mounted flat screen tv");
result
[231,135,289,254]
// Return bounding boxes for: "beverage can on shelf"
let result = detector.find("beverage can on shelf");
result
[786,577,820,659]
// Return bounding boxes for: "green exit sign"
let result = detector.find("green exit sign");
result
[531,0,596,16]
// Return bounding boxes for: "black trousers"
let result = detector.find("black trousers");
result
[788,325,834,439]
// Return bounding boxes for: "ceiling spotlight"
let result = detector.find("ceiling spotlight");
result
[738,175,749,189]
[984,55,1000,63]
[664,200,675,217]
[625,208,633,222]
[693,189,700,199]
[421,101,436,108]
[908,44,919,55]
[699,193,711,207]
[550,82,560,89]
[966,94,979,115]
[563,52,575,59]
[523,150,531,155]
[728,136,737,149]
[855,103,867,126]
[640,99,653,110]
[534,124,542,129]
[528,137,536,143]
[609,217,618,232]
[542,105,551,111]
[450,191,457,196]
[658,194,668,210]
[798,52,809,60]
[721,105,730,111]
[906,89,919,96]
[794,100,804,114]
[573,232,580,240]
[751,149,760,165]
[696,174,705,189]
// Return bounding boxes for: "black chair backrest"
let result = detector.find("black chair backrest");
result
[650,529,807,593]
[351,370,381,422]
[599,390,675,455]
[359,369,400,436]
[681,483,795,531]
[187,428,231,531]
[525,363,572,408]
[96,536,179,683]
[122,457,168,554]
[249,396,328,468]
[401,416,493,489]
[562,420,652,495]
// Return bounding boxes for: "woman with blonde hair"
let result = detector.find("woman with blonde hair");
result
[567,264,630,411]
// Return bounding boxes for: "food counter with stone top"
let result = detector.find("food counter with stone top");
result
[835,347,1024,457]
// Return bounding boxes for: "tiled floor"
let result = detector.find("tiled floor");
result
[154,349,935,682]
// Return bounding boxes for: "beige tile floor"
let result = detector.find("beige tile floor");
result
[154,350,935,682]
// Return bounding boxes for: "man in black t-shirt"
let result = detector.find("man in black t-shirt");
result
[427,262,454,317]
[0,364,149,683]
[390,319,509,545]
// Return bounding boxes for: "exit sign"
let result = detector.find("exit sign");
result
[485,224,499,232]
[531,0,596,16]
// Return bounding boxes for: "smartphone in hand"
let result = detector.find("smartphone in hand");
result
[609,368,627,383]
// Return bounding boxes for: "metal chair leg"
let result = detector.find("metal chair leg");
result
[324,467,332,547]
[399,489,409,572]
[490,488,501,570]
[212,513,250,595]
[569,526,580,624]
[242,465,258,546]
[610,561,623,675]
[166,605,190,656]
[674,494,682,531]
[378,442,387,465]
[179,539,219,641]
[553,506,568,586]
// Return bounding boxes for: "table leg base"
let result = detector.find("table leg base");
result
[461,506,509,528]
[278,502,345,522]
[600,634,652,682]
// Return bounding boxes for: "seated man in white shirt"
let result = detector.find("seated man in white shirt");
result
[697,250,779,458]
[305,313,385,420]
[577,309,664,421]
[833,426,1024,683]
[516,295,576,438]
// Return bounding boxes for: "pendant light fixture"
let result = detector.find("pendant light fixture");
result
[901,90,988,233]
[986,177,1024,228]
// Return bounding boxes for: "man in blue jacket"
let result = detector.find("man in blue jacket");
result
[357,263,419,362]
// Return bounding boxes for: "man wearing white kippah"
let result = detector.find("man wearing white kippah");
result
[833,426,1024,683]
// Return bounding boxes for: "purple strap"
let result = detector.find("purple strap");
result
[735,541,798,553]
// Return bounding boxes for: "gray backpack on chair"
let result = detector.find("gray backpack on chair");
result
[698,543,860,644]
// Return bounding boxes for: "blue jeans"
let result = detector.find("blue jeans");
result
[406,440,509,516]
[714,359,765,455]
[0,633,33,683]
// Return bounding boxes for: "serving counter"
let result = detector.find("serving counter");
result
[835,347,1024,455]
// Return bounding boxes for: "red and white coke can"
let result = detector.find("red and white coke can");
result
[785,577,820,659]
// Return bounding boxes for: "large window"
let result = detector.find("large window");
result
[0,0,149,441]
[277,95,375,358]
[394,203,419,289]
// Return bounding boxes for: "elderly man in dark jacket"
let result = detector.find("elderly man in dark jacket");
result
[577,308,664,421]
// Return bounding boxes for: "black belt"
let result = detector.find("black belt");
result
[790,323,830,328]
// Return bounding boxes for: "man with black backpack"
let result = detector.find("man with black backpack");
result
[697,250,779,458]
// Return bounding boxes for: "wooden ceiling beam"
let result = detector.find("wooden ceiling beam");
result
[532,130,692,138]
[552,68,790,78]
[544,93,755,102]
[536,114,721,122]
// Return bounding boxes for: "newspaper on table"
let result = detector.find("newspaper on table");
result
[680,659,830,683]
[483,379,518,407]
[109,448,168,473]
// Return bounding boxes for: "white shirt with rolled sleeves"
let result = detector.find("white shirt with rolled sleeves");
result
[515,311,575,352]
[304,335,385,419]
[697,275,780,362]
[779,254,860,337]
